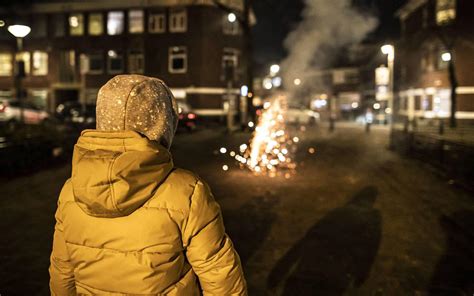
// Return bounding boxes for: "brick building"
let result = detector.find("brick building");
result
[0,0,248,116]
[396,0,474,123]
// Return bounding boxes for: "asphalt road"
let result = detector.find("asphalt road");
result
[1,123,473,295]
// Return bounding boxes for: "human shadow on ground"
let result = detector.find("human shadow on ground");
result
[267,186,381,295]
[428,210,474,295]
[222,193,279,264]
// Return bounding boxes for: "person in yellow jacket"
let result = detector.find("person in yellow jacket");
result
[49,75,247,295]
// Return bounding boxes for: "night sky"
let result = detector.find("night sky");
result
[251,0,408,71]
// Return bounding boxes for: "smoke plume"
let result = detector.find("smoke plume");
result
[281,0,378,98]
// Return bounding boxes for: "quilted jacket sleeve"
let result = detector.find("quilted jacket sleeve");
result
[49,195,77,296]
[183,180,247,295]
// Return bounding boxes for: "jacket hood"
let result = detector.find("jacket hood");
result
[71,130,173,218]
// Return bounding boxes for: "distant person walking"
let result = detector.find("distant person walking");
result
[49,75,247,295]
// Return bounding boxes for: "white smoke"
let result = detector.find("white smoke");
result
[281,0,378,97]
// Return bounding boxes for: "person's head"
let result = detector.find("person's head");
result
[96,75,179,149]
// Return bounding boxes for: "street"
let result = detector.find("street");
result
[1,123,473,295]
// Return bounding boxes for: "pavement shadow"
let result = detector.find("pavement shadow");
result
[428,210,474,295]
[267,186,381,295]
[222,193,279,264]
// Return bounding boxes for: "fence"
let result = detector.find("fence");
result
[390,125,474,189]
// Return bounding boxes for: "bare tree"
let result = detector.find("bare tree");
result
[436,27,458,128]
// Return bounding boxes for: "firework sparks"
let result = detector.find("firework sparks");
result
[223,95,298,177]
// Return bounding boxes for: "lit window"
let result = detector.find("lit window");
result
[88,52,103,74]
[223,15,239,35]
[32,51,48,76]
[222,48,239,80]
[89,13,103,36]
[149,13,166,33]
[128,51,144,74]
[129,10,144,33]
[16,52,30,75]
[0,53,12,76]
[436,0,456,25]
[107,50,124,73]
[69,13,84,36]
[169,9,187,33]
[107,11,124,35]
[169,47,187,73]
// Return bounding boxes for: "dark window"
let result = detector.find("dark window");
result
[53,14,65,37]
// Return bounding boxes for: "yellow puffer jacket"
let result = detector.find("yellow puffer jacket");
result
[49,130,247,295]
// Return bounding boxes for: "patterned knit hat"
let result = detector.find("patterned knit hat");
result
[96,75,179,149]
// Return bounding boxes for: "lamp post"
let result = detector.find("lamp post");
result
[8,24,31,124]
[381,44,395,126]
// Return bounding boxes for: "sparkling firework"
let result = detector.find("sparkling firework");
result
[224,96,298,177]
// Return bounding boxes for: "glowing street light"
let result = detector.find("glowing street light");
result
[270,64,280,76]
[8,24,31,38]
[373,103,381,110]
[441,52,452,62]
[227,13,237,23]
[293,78,301,86]
[381,44,394,56]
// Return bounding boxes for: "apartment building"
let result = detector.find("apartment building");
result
[0,0,247,116]
[396,0,474,122]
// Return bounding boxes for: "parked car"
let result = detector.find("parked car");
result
[56,102,96,127]
[177,100,197,132]
[286,106,320,125]
[0,98,49,127]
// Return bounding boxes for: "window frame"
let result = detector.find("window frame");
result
[149,12,166,33]
[32,51,48,76]
[129,10,144,34]
[69,13,84,36]
[436,0,456,26]
[107,50,124,74]
[0,53,12,76]
[107,11,125,35]
[87,52,104,74]
[128,50,145,74]
[169,9,187,33]
[89,12,104,36]
[168,46,187,74]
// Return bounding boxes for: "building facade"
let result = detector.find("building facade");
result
[396,0,474,123]
[0,0,248,116]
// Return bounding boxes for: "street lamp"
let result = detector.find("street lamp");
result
[8,24,31,124]
[270,64,280,76]
[441,52,452,62]
[381,44,395,125]
[227,13,237,23]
